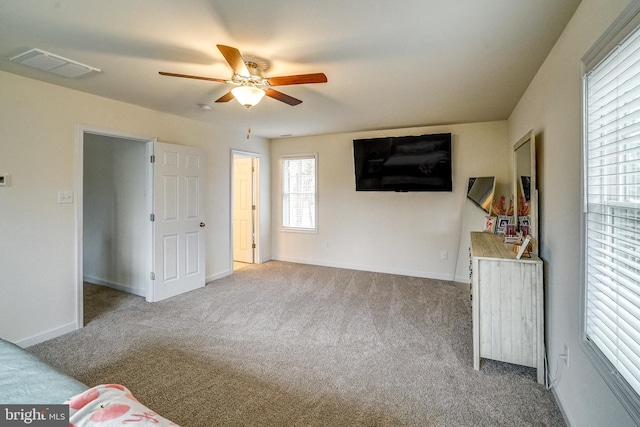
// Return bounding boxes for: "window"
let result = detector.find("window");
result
[282,154,317,232]
[583,4,640,422]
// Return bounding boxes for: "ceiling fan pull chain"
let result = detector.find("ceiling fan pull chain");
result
[246,108,252,139]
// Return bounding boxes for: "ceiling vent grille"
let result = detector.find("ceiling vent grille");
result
[10,48,101,78]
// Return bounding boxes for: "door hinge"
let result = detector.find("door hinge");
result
[252,205,256,210]
[252,243,256,249]
[150,272,155,280]
[150,213,155,221]
[252,166,255,172]
[150,155,155,163]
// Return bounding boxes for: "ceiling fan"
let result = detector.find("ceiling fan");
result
[159,45,327,108]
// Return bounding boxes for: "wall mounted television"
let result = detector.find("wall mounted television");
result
[353,133,452,192]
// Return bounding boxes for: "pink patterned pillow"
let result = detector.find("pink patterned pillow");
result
[65,384,179,426]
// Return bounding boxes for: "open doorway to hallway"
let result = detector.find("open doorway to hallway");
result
[231,151,260,271]
[79,128,153,326]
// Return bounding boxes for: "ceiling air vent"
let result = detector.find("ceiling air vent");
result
[10,48,101,78]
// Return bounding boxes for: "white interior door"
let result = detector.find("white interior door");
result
[233,157,254,263]
[149,141,205,302]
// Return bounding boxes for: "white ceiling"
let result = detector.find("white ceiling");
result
[0,0,581,139]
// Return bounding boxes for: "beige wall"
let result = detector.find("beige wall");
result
[508,0,635,425]
[270,121,509,280]
[0,71,271,345]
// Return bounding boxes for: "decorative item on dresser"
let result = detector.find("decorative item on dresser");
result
[470,231,545,384]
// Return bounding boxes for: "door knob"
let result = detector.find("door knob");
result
[200,222,206,227]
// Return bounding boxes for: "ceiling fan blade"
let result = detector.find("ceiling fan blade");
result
[216,45,250,77]
[215,91,235,103]
[267,73,327,86]
[265,88,302,106]
[159,71,226,83]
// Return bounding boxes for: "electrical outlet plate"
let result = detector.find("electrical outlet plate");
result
[58,191,74,204]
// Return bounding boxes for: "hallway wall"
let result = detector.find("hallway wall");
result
[83,134,149,296]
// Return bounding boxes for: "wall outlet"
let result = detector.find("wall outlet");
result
[58,191,74,204]
[559,344,569,367]
[440,250,448,260]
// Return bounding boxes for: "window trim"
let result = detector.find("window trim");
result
[281,153,318,233]
[580,2,640,424]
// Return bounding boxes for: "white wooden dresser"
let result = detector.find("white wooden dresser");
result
[470,231,545,384]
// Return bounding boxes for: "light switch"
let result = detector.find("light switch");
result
[0,174,8,186]
[58,191,74,204]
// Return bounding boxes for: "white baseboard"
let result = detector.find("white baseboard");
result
[14,322,78,348]
[271,255,455,281]
[455,274,472,284]
[206,269,232,283]
[258,255,272,264]
[452,281,471,294]
[205,257,274,283]
[550,384,573,427]
[84,276,146,297]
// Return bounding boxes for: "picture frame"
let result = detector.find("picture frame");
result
[515,235,532,259]
[483,216,497,233]
[496,215,513,235]
[518,216,530,227]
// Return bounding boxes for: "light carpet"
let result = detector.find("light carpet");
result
[28,261,564,426]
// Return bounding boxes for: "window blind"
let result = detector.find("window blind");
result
[585,22,640,400]
[282,155,316,231]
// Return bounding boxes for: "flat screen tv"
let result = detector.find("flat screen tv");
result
[353,133,452,192]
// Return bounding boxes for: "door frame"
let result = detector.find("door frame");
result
[74,124,154,329]
[230,150,261,270]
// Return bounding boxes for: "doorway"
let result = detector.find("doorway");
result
[77,127,208,327]
[77,126,153,327]
[83,133,150,296]
[232,151,260,271]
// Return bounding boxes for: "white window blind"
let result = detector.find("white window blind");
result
[282,155,317,231]
[584,19,640,410]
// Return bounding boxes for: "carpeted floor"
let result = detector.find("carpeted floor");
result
[28,261,565,426]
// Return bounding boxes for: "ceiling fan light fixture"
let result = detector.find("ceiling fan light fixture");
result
[231,85,265,108]
[159,45,326,108]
